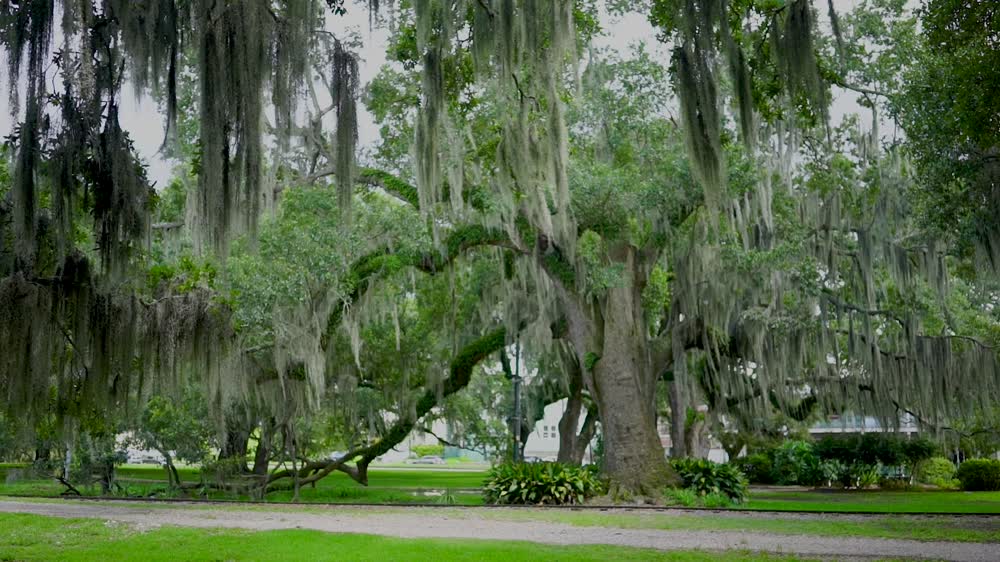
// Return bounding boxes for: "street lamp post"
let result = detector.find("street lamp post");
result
[511,338,522,463]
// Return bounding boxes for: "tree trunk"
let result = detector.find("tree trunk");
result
[557,387,585,464]
[684,412,708,459]
[590,279,680,496]
[220,426,250,471]
[556,370,598,465]
[252,421,273,476]
[557,403,598,465]
[669,380,688,458]
[161,452,179,488]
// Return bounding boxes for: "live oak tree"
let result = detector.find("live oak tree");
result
[2,0,999,499]
[358,0,1000,495]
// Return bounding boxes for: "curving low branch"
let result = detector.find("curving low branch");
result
[265,326,507,489]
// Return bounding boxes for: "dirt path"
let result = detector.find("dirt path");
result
[1,499,996,561]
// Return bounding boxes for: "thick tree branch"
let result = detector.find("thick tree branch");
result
[265,326,507,490]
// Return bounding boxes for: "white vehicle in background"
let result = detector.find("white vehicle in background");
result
[126,449,165,465]
[410,455,447,465]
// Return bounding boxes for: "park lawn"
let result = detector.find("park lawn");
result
[745,490,1000,514]
[0,513,805,562]
[469,509,1000,543]
[0,465,488,505]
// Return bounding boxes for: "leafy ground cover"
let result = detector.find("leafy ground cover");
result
[0,513,804,562]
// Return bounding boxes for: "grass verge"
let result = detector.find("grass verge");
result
[0,513,807,562]
[745,490,1000,514]
[463,508,1000,543]
[0,466,487,505]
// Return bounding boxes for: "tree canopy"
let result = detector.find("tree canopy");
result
[1,0,998,497]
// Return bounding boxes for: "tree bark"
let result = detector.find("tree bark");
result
[684,411,708,459]
[557,399,598,465]
[220,425,250,470]
[589,274,680,496]
[669,380,688,458]
[252,421,273,476]
[557,386,585,464]
[161,451,180,488]
[556,360,598,465]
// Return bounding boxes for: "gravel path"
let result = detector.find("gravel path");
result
[1,499,997,561]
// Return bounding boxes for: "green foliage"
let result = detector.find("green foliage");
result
[663,486,698,507]
[133,389,216,484]
[437,368,512,459]
[852,464,882,489]
[702,490,736,508]
[901,439,938,467]
[877,476,915,491]
[482,462,605,505]
[70,432,127,492]
[738,452,774,485]
[914,457,958,489]
[956,460,1000,492]
[670,458,749,504]
[146,255,218,294]
[412,444,444,458]
[814,435,937,479]
[770,441,823,486]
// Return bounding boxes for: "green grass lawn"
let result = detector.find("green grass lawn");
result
[6,464,1000,515]
[0,513,805,562]
[0,464,488,505]
[746,490,1000,514]
[467,508,1000,543]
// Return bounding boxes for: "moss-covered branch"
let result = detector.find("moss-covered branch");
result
[266,326,507,489]
[358,168,420,207]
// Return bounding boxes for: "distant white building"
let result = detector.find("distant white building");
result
[522,399,598,462]
[809,413,919,437]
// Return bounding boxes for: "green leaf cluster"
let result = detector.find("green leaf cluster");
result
[482,462,605,505]
[670,458,749,503]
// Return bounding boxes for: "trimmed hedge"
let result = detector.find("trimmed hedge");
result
[815,434,936,469]
[915,456,957,488]
[671,458,749,503]
[482,462,605,505]
[739,452,775,485]
[956,459,1000,491]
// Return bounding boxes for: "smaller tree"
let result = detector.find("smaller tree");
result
[133,389,216,488]
[435,366,512,460]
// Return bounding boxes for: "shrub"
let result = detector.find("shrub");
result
[771,441,823,486]
[852,463,882,489]
[819,459,848,487]
[915,457,958,488]
[671,458,749,503]
[739,452,774,484]
[878,477,914,491]
[664,487,697,507]
[856,434,901,466]
[412,444,444,458]
[901,438,937,468]
[814,436,856,465]
[956,459,1000,491]
[482,462,605,505]
[702,490,735,508]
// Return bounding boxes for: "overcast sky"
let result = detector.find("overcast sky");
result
[1,0,868,189]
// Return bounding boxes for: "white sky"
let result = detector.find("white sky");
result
[1,0,871,189]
